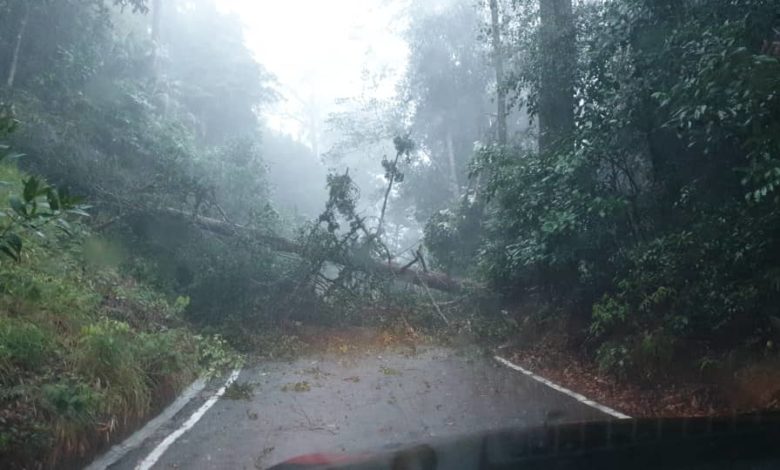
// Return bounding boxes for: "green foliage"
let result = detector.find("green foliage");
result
[223,381,253,400]
[76,320,149,418]
[194,333,242,376]
[318,171,362,235]
[0,104,88,263]
[458,0,780,378]
[461,309,519,344]
[399,0,492,220]
[0,318,51,374]
[0,0,282,333]
[42,382,100,427]
[595,331,676,382]
[595,340,632,380]
[0,166,223,469]
[137,329,196,385]
[424,200,483,275]
[589,295,629,339]
[476,141,623,296]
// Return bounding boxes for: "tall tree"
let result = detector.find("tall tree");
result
[5,0,29,88]
[150,0,163,77]
[489,0,508,145]
[537,0,575,152]
[159,0,275,143]
[151,0,162,41]
[401,0,491,212]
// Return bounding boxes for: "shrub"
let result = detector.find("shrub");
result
[136,329,198,393]
[75,320,149,419]
[595,331,676,382]
[0,318,52,375]
[194,334,243,376]
[589,295,629,339]
[42,381,102,463]
[595,340,632,380]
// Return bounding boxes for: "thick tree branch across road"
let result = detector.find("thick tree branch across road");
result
[162,208,468,293]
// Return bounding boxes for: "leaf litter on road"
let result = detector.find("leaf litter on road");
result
[281,381,311,392]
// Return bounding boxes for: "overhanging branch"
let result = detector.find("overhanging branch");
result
[160,208,469,293]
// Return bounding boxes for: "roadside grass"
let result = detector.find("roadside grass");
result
[0,163,240,469]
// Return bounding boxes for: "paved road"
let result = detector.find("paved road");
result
[109,346,607,470]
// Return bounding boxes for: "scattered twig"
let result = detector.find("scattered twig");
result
[415,270,449,326]
[436,297,467,307]
[289,402,339,435]
[94,215,121,232]
[399,254,420,273]
[417,246,428,272]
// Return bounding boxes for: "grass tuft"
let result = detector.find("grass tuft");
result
[0,163,237,469]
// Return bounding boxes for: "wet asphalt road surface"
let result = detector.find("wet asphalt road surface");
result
[108,346,608,469]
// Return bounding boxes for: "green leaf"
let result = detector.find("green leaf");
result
[66,207,90,218]
[9,197,26,217]
[754,55,778,65]
[58,189,85,210]
[0,245,19,261]
[0,233,23,261]
[22,177,40,203]
[54,218,72,235]
[46,188,60,211]
[4,152,24,161]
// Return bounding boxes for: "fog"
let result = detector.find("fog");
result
[215,0,408,138]
[206,0,508,254]
[5,0,776,466]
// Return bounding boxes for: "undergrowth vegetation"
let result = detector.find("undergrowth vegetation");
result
[422,0,780,384]
[3,0,779,465]
[0,161,239,468]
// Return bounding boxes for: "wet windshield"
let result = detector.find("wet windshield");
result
[1,0,779,469]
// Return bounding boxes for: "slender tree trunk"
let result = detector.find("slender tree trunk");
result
[377,151,402,234]
[310,118,320,159]
[446,130,459,197]
[6,2,30,88]
[152,0,163,42]
[489,0,508,146]
[151,0,165,84]
[150,0,170,117]
[538,0,575,153]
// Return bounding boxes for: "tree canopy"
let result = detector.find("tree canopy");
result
[2,0,780,466]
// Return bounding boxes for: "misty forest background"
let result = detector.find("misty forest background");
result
[1,0,780,467]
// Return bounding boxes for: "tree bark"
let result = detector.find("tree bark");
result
[150,0,164,81]
[6,2,30,88]
[161,208,469,293]
[151,0,163,42]
[446,130,459,197]
[378,150,402,234]
[538,0,575,153]
[489,0,508,146]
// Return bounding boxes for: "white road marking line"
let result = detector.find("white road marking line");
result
[494,356,631,420]
[85,377,208,470]
[135,369,242,470]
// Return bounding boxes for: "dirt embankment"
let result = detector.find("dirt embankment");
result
[504,330,780,418]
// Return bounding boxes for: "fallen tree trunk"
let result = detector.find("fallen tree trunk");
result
[162,208,469,293]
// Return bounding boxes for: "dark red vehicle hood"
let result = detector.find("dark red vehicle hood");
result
[268,413,780,470]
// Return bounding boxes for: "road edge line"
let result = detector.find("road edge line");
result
[85,376,208,470]
[494,355,631,420]
[135,368,242,470]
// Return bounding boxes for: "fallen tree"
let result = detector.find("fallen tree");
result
[162,208,468,293]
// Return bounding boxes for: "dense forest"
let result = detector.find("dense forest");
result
[1,0,779,468]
